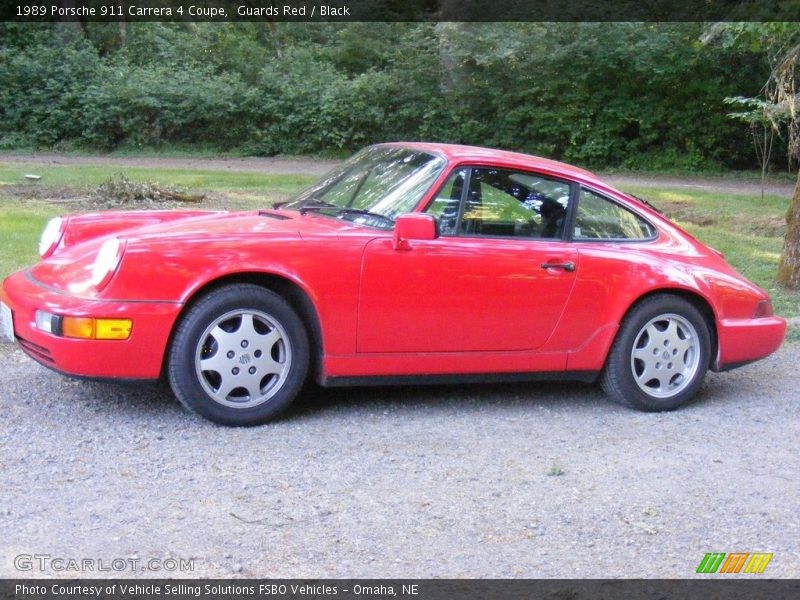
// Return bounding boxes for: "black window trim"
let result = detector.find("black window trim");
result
[422,164,579,243]
[569,184,660,244]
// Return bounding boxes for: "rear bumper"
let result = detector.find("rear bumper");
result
[714,316,787,371]
[1,269,182,379]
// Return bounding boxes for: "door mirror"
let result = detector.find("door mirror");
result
[393,213,439,250]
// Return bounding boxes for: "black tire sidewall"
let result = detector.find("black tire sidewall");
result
[606,296,711,412]
[168,284,310,426]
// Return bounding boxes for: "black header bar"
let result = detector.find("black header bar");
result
[1,0,799,22]
[3,579,800,600]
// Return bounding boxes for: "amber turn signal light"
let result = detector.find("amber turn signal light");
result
[61,317,94,339]
[61,317,132,340]
[95,319,133,340]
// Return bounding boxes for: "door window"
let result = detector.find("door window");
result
[425,167,571,239]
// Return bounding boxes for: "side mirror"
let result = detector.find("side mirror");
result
[393,213,439,250]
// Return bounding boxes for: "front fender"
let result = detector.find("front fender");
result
[60,210,225,252]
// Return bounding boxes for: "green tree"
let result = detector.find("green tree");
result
[709,23,800,288]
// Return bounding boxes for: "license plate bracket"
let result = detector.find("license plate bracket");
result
[1,302,15,342]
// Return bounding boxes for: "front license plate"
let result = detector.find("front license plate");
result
[0,302,14,342]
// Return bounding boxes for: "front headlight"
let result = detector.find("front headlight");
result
[91,238,125,289]
[39,217,66,258]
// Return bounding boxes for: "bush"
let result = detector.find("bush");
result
[0,22,772,170]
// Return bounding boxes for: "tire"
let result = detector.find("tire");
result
[601,295,711,412]
[168,284,310,426]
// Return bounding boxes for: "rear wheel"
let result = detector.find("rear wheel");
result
[168,284,309,426]
[601,295,711,411]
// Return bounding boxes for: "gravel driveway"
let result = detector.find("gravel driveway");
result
[0,340,797,578]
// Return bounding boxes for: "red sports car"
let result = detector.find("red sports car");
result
[0,143,787,425]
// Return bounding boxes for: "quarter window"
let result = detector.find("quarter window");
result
[573,188,656,241]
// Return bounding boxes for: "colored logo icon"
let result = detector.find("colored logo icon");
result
[696,552,773,574]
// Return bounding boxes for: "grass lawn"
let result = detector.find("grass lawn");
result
[0,163,311,194]
[1,162,797,340]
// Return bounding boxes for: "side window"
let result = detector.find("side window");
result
[425,168,469,236]
[426,167,571,239]
[461,168,570,239]
[573,188,656,241]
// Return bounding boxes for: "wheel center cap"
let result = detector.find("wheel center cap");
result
[239,354,251,365]
[662,351,670,360]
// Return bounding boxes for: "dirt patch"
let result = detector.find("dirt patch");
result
[656,201,717,227]
[0,184,89,204]
[1,176,208,211]
[735,214,787,237]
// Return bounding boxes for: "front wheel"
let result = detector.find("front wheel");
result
[168,284,309,426]
[601,295,711,412]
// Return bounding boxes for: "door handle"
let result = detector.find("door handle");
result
[540,261,576,272]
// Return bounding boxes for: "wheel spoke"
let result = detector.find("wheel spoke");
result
[664,319,678,341]
[257,354,285,375]
[674,335,693,356]
[210,325,238,355]
[654,371,671,392]
[652,323,668,341]
[635,365,655,386]
[200,352,227,374]
[215,377,236,400]
[237,313,259,339]
[242,373,263,400]
[260,328,282,350]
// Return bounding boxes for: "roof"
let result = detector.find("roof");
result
[383,141,602,184]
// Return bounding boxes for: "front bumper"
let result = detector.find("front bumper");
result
[1,269,182,380]
[714,315,787,371]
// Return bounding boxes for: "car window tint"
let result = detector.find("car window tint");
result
[457,168,570,239]
[573,188,656,241]
[425,168,469,235]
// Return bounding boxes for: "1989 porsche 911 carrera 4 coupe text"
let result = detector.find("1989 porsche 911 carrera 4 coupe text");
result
[0,143,787,425]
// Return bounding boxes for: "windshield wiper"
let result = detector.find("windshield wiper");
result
[299,205,395,227]
[330,207,395,226]
[298,199,339,214]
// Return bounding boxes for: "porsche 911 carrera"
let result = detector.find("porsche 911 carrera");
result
[0,143,787,425]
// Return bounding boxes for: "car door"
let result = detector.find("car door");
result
[357,166,579,353]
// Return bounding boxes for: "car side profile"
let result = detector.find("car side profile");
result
[0,143,787,425]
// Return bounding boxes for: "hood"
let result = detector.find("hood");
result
[28,209,374,298]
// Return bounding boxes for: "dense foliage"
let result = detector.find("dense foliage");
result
[0,22,774,169]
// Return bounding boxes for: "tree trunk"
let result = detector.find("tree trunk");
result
[776,170,800,288]
[118,0,127,48]
[434,22,466,93]
[55,0,84,39]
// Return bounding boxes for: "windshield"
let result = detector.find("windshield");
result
[283,146,446,229]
